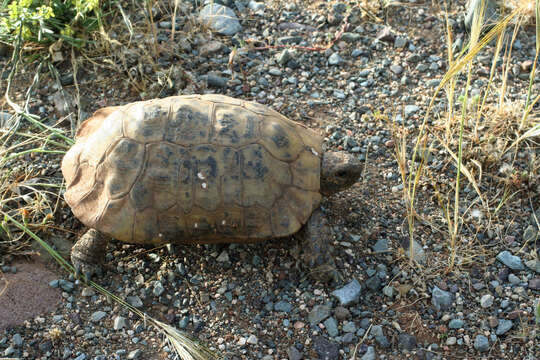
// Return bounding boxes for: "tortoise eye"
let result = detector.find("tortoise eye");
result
[336,170,347,178]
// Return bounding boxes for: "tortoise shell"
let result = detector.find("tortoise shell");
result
[61,94,324,244]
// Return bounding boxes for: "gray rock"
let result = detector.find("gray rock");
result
[176,263,187,276]
[198,40,225,57]
[39,340,52,352]
[4,345,15,356]
[446,336,457,345]
[114,316,127,330]
[390,64,403,75]
[342,332,355,344]
[365,276,381,291]
[342,136,357,148]
[274,301,292,313]
[432,286,454,311]
[525,259,540,273]
[372,238,389,253]
[324,317,339,337]
[59,280,74,292]
[464,0,499,30]
[341,32,361,43]
[403,239,425,263]
[351,49,363,57]
[127,349,142,359]
[415,63,428,72]
[496,251,524,270]
[205,74,228,88]
[394,36,407,48]
[528,277,540,290]
[523,225,537,243]
[276,49,292,65]
[90,311,107,323]
[179,316,190,329]
[448,319,464,329]
[268,68,282,76]
[216,250,229,262]
[404,105,420,117]
[375,26,395,42]
[312,336,339,359]
[382,285,396,298]
[473,335,489,352]
[153,281,165,297]
[278,36,303,45]
[334,306,350,320]
[508,273,521,284]
[248,0,265,14]
[158,21,174,29]
[199,4,242,36]
[287,346,303,360]
[309,305,331,325]
[495,319,513,335]
[406,54,421,63]
[81,287,95,297]
[375,335,390,348]
[342,321,356,333]
[0,112,15,129]
[133,274,145,287]
[127,296,143,308]
[333,90,346,99]
[332,2,347,13]
[328,53,343,66]
[480,294,494,308]
[247,334,258,345]
[331,279,362,306]
[12,333,22,347]
[398,333,417,350]
[361,346,376,360]
[371,325,384,337]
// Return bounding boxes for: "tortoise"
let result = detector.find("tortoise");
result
[61,94,361,282]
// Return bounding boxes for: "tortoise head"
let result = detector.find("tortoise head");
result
[320,151,362,196]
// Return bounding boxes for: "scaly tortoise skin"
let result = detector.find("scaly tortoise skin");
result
[62,94,361,282]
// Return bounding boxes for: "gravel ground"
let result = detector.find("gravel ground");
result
[0,0,539,359]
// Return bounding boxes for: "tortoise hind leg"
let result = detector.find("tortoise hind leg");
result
[300,208,341,283]
[71,229,108,281]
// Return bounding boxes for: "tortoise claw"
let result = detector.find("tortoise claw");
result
[72,256,101,282]
[310,263,342,284]
[71,229,107,282]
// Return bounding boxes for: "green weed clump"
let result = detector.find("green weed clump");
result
[0,0,102,45]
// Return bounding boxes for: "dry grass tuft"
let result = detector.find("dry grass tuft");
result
[391,0,539,275]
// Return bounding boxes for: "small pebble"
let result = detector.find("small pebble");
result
[328,53,343,65]
[474,335,489,352]
[480,294,494,308]
[495,319,513,335]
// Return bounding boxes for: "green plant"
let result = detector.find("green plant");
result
[0,0,102,45]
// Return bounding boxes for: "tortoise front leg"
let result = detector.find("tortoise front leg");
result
[71,229,108,281]
[300,208,341,283]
